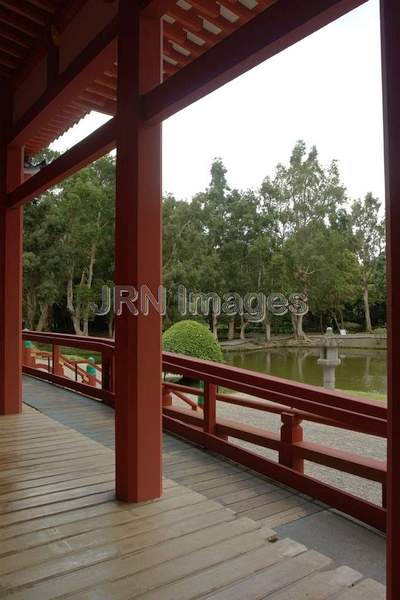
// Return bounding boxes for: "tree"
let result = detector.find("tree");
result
[191,158,229,339]
[351,193,385,332]
[260,141,348,340]
[24,192,63,330]
[58,156,115,335]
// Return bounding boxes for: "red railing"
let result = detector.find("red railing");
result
[22,331,114,404]
[22,331,387,532]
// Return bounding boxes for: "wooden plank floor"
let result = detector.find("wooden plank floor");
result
[23,376,324,529]
[0,377,382,599]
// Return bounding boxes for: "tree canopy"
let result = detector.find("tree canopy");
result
[23,141,386,340]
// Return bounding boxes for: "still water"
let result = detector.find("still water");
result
[223,348,387,398]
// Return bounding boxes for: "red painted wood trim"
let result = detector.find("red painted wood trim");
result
[163,352,386,419]
[380,1,400,596]
[8,18,117,148]
[293,441,386,483]
[216,393,370,435]
[22,331,114,353]
[163,357,386,437]
[163,414,386,532]
[143,0,367,123]
[164,404,384,484]
[216,420,281,452]
[8,117,116,207]
[114,3,163,503]
[0,130,23,414]
[23,365,114,404]
[203,381,217,434]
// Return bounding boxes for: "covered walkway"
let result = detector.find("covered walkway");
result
[0,376,380,598]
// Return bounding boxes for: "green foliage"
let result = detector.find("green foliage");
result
[24,155,115,334]
[163,320,224,363]
[24,142,386,339]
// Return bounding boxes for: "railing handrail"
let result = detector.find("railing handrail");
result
[162,351,386,420]
[22,331,386,417]
[21,330,387,531]
[22,331,114,353]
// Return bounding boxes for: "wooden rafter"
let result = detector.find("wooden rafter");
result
[143,0,368,123]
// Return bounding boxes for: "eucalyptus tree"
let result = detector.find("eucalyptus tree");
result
[351,193,385,332]
[24,191,64,330]
[56,155,115,336]
[260,141,348,340]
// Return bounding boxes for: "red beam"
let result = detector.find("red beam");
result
[12,0,95,89]
[8,117,116,206]
[143,0,367,123]
[8,18,117,148]
[141,0,180,18]
[381,1,400,597]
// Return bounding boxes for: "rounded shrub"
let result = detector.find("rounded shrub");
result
[163,320,224,363]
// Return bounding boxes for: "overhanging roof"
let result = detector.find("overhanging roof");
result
[1,0,276,155]
[2,0,367,164]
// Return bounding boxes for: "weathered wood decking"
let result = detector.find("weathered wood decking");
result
[0,380,385,599]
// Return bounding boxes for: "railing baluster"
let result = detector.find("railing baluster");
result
[23,340,36,368]
[203,381,217,435]
[162,384,173,407]
[102,354,112,392]
[86,357,97,387]
[279,412,304,473]
[52,344,63,376]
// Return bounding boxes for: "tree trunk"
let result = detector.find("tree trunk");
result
[333,313,340,334]
[36,303,49,332]
[71,316,84,336]
[264,313,271,343]
[291,313,307,341]
[211,311,218,340]
[25,290,37,330]
[363,285,373,333]
[108,313,115,338]
[239,314,247,340]
[83,318,89,337]
[228,318,235,341]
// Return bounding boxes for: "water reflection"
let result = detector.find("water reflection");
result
[223,348,387,397]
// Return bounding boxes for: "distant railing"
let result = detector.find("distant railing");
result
[22,331,114,404]
[22,331,387,532]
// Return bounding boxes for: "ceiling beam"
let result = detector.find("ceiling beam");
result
[142,0,367,123]
[12,0,90,89]
[8,18,117,148]
[8,117,116,207]
[140,0,179,19]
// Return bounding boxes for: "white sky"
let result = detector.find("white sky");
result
[51,0,384,204]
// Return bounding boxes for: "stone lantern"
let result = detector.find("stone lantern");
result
[317,327,341,389]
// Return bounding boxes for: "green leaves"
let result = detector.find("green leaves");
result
[163,320,224,363]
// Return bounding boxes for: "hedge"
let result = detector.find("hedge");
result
[163,320,224,363]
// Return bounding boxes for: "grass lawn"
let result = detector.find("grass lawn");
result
[339,389,387,403]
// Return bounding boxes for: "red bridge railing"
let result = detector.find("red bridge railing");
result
[22,331,387,532]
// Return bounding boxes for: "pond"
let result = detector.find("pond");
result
[223,347,387,401]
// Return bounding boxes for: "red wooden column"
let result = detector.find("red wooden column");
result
[380,2,400,598]
[114,1,163,501]
[0,98,24,415]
